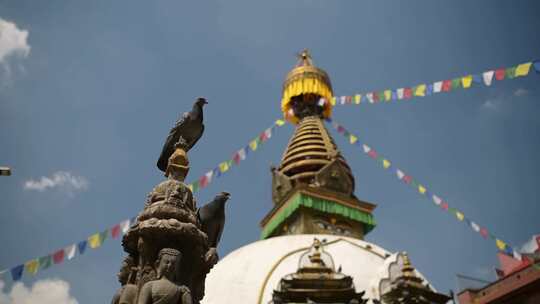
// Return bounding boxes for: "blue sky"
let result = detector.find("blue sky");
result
[1,1,539,303]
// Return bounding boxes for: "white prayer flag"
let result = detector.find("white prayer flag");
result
[433,81,443,93]
[120,219,131,234]
[237,149,246,161]
[470,221,480,233]
[65,244,77,260]
[432,195,442,206]
[366,93,374,103]
[396,170,405,180]
[362,144,371,153]
[340,96,346,105]
[396,88,404,99]
[264,128,272,139]
[483,71,494,86]
[512,250,522,261]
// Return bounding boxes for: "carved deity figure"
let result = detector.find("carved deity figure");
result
[138,248,192,304]
[112,256,138,304]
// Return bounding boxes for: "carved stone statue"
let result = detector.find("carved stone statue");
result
[112,256,138,304]
[138,248,192,304]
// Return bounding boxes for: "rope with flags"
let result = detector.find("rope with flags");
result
[326,60,538,106]
[326,117,522,258]
[0,119,287,282]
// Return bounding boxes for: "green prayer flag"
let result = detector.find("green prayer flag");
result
[452,78,461,89]
[38,255,52,270]
[505,67,516,79]
[192,181,199,192]
[99,229,108,243]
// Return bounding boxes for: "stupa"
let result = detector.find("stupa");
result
[201,50,451,304]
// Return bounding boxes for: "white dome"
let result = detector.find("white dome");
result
[201,234,430,304]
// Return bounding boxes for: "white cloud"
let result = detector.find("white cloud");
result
[513,88,528,97]
[0,18,30,64]
[24,171,89,193]
[481,99,500,111]
[0,279,78,304]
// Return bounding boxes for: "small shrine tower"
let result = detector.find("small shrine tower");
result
[261,50,376,240]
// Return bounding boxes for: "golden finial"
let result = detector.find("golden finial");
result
[401,252,416,278]
[296,49,313,67]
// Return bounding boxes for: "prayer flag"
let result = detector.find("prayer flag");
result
[456,211,465,221]
[191,181,199,192]
[111,224,121,239]
[472,74,482,84]
[275,119,285,126]
[337,125,345,134]
[452,78,461,89]
[120,219,130,234]
[404,87,412,99]
[384,90,392,101]
[396,88,404,99]
[219,161,230,173]
[53,249,65,264]
[264,127,272,140]
[396,170,405,180]
[391,91,398,100]
[433,81,443,93]
[441,202,449,211]
[205,170,214,185]
[78,240,87,254]
[373,92,380,102]
[340,96,346,105]
[402,175,412,184]
[495,68,505,80]
[349,135,358,144]
[232,152,241,165]
[354,94,362,104]
[25,259,39,275]
[249,139,258,151]
[88,233,102,249]
[462,75,473,88]
[496,239,507,251]
[99,230,108,244]
[366,93,374,103]
[39,255,52,270]
[418,185,427,194]
[534,61,540,73]
[432,195,442,206]
[505,67,516,79]
[362,144,371,153]
[382,159,391,169]
[470,221,480,233]
[65,244,77,260]
[11,265,24,281]
[442,80,452,92]
[512,250,522,261]
[414,84,426,97]
[483,71,494,86]
[426,84,433,95]
[515,62,532,77]
[346,96,352,104]
[331,97,336,106]
[480,228,489,239]
[368,150,378,159]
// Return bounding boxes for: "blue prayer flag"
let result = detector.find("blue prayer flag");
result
[534,61,540,73]
[472,74,482,84]
[426,84,433,96]
[11,264,24,281]
[78,240,87,255]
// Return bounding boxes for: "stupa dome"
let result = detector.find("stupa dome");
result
[201,234,433,304]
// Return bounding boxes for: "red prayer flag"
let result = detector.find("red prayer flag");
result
[233,152,241,165]
[373,92,379,102]
[345,96,352,104]
[368,150,378,159]
[259,132,267,142]
[495,68,505,80]
[442,80,452,92]
[53,249,65,264]
[404,88,412,99]
[337,126,345,134]
[480,228,488,238]
[402,175,412,184]
[441,202,449,210]
[199,175,209,188]
[111,224,121,239]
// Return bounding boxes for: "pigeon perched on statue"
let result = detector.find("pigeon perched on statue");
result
[157,97,207,172]
[197,192,230,248]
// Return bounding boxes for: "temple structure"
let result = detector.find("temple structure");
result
[201,51,451,304]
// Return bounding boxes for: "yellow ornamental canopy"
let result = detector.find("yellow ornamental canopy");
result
[281,50,334,124]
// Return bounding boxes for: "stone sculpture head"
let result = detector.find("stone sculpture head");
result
[156,248,182,281]
[117,255,136,285]
[166,149,190,181]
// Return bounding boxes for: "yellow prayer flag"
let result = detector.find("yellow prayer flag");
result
[275,119,285,126]
[515,62,532,77]
[456,211,464,221]
[462,75,473,88]
[384,90,392,101]
[219,162,229,173]
[354,94,361,104]
[382,159,391,169]
[330,97,336,106]
[25,259,39,275]
[414,84,426,97]
[418,185,427,194]
[496,239,506,251]
[88,233,102,249]
[349,135,358,144]
[249,140,258,151]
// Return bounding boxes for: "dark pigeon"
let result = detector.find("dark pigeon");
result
[197,192,230,248]
[157,97,207,172]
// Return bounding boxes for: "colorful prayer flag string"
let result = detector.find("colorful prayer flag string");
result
[326,117,521,257]
[329,60,539,106]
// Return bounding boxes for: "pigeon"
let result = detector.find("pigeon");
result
[157,97,208,172]
[197,192,230,248]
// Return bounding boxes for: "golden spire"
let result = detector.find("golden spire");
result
[281,49,333,124]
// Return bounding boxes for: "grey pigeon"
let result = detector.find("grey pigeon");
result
[197,192,230,248]
[157,97,207,172]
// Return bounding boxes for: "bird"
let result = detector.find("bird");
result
[197,192,230,248]
[156,97,208,172]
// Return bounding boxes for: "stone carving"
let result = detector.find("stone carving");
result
[114,101,228,304]
[138,248,192,304]
[111,256,138,304]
